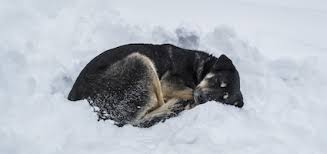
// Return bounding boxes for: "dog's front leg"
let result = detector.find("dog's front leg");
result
[134,99,194,128]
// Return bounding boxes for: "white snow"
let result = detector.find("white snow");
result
[1,0,327,154]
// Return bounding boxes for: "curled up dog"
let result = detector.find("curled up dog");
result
[68,43,244,127]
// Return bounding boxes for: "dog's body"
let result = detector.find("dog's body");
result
[68,44,243,127]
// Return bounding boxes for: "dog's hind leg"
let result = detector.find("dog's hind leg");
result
[129,53,164,105]
[125,53,167,122]
[87,52,167,126]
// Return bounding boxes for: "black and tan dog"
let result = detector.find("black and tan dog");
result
[68,43,243,127]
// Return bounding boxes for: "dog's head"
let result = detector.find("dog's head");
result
[194,54,244,108]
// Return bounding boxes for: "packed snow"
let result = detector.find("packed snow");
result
[1,0,327,154]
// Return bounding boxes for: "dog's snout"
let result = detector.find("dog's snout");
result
[233,100,244,108]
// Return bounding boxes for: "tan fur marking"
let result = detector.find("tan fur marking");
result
[160,71,194,101]
[197,73,215,89]
[161,80,193,101]
[197,80,208,89]
[204,73,215,79]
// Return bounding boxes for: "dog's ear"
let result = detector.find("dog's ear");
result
[213,54,235,70]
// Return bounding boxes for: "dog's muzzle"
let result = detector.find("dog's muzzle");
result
[194,88,244,108]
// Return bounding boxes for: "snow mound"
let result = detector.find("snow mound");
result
[1,1,326,154]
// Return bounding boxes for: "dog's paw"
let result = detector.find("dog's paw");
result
[136,115,169,128]
[169,100,195,116]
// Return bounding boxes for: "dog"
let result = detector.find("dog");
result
[68,43,243,127]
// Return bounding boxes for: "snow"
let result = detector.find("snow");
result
[1,0,327,154]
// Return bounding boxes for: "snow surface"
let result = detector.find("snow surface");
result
[1,0,327,154]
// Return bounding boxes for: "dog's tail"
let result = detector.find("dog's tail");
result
[68,86,80,101]
[68,82,83,101]
[67,74,91,101]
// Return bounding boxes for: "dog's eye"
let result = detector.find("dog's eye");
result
[223,92,229,100]
[220,81,227,88]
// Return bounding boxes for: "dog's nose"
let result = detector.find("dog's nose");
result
[233,100,244,108]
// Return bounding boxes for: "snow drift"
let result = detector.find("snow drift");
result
[1,0,326,154]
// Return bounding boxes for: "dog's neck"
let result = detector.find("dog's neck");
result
[194,53,218,84]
